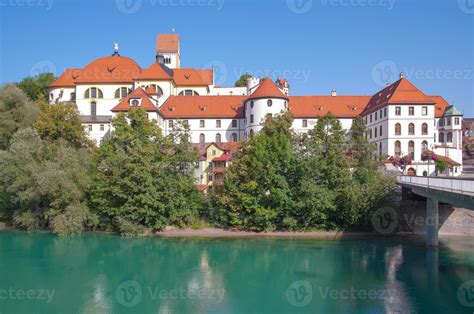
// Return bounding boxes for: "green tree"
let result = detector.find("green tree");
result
[211,112,300,231]
[17,72,55,101]
[89,109,201,234]
[234,73,252,87]
[349,116,378,183]
[0,85,40,149]
[35,102,94,149]
[0,128,93,235]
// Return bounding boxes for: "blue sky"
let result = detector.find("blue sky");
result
[1,0,473,115]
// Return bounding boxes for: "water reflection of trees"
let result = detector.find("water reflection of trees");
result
[2,232,474,313]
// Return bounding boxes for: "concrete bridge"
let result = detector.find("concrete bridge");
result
[397,175,474,247]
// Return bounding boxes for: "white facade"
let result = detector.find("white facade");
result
[48,34,464,175]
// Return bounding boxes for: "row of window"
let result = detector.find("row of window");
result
[366,108,388,124]
[439,117,461,127]
[83,86,198,99]
[438,132,454,143]
[199,133,238,144]
[169,119,238,129]
[365,106,430,124]
[394,123,429,136]
[86,124,106,132]
[367,125,384,139]
[394,140,429,159]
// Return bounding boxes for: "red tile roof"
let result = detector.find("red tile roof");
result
[172,68,213,86]
[137,63,172,80]
[288,96,371,118]
[248,77,288,100]
[430,96,450,118]
[156,34,180,53]
[160,96,245,118]
[145,85,158,95]
[75,55,141,84]
[111,87,156,112]
[49,68,82,87]
[363,78,434,115]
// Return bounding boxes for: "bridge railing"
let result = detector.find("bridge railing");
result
[397,175,474,195]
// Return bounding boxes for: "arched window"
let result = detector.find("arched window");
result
[178,90,199,96]
[439,132,445,143]
[267,99,273,107]
[215,133,221,143]
[84,87,103,99]
[70,92,76,101]
[148,84,164,97]
[408,123,415,135]
[447,132,453,143]
[90,102,97,116]
[395,123,401,135]
[249,129,254,138]
[379,142,382,156]
[422,140,428,151]
[395,141,401,156]
[199,133,205,144]
[408,141,415,159]
[231,133,238,142]
[422,123,428,135]
[114,87,131,99]
[250,101,254,109]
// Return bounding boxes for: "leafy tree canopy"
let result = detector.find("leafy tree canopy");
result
[234,73,252,87]
[17,72,55,101]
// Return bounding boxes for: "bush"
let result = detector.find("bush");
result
[49,203,90,236]
[12,211,42,231]
[114,217,150,237]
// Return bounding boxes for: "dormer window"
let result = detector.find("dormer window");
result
[130,98,140,107]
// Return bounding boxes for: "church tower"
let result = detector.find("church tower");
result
[156,34,180,69]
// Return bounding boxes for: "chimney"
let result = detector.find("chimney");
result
[399,72,405,79]
[331,89,337,97]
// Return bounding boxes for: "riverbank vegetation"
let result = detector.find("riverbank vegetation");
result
[0,80,396,236]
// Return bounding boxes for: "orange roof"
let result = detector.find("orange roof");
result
[430,96,450,118]
[111,87,156,112]
[156,34,179,53]
[75,55,141,84]
[160,96,245,118]
[137,63,172,80]
[248,77,288,100]
[49,68,82,88]
[288,96,371,118]
[172,68,213,86]
[363,78,434,115]
[145,85,158,95]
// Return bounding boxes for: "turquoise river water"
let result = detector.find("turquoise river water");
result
[0,230,473,313]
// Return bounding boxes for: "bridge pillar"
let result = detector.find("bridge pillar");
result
[426,197,439,247]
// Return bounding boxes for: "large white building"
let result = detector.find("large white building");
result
[49,34,464,179]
